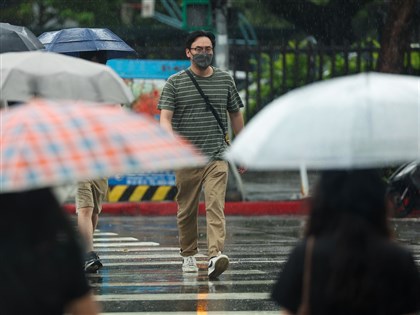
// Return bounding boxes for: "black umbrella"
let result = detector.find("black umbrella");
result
[0,23,44,53]
[38,27,137,60]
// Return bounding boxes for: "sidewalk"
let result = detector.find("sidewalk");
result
[63,170,313,216]
[63,170,420,217]
[63,200,420,217]
[63,199,309,216]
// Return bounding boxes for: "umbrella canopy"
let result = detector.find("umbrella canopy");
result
[0,51,133,104]
[38,27,136,60]
[226,72,420,170]
[0,99,207,193]
[0,23,44,53]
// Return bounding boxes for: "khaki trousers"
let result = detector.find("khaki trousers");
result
[75,178,108,214]
[175,160,228,258]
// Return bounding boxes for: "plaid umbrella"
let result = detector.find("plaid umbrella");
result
[0,99,206,193]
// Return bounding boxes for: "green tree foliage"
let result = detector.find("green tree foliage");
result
[0,0,188,54]
[232,0,420,46]
[0,0,124,33]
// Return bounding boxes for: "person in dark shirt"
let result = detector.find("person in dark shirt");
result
[0,188,99,315]
[272,169,420,315]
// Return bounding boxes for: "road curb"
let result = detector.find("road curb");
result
[63,200,309,216]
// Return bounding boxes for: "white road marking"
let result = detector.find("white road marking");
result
[93,237,139,242]
[101,312,280,315]
[89,227,281,314]
[95,247,179,252]
[94,242,160,247]
[102,260,286,267]
[94,232,118,236]
[86,269,267,277]
[98,253,206,259]
[96,292,270,301]
[90,280,275,287]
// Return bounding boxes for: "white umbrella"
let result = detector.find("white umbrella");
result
[227,72,420,170]
[0,22,45,53]
[0,51,133,104]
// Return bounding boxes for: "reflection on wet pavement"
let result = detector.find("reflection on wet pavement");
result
[81,215,420,314]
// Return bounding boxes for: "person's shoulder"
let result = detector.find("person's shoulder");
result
[166,69,190,86]
[287,239,307,260]
[213,67,231,77]
[368,238,417,269]
[164,70,189,89]
[168,69,188,80]
[212,67,235,84]
[378,239,413,255]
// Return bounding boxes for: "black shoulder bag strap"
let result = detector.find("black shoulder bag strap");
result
[185,69,230,146]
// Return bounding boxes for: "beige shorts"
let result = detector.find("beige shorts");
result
[75,178,108,214]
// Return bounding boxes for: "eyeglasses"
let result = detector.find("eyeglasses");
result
[190,46,213,53]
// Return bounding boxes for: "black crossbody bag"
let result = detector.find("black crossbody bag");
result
[185,69,230,146]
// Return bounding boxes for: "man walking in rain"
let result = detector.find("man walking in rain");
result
[158,30,245,278]
[77,51,109,272]
[76,178,108,272]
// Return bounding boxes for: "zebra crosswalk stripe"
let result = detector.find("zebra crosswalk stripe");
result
[89,228,282,313]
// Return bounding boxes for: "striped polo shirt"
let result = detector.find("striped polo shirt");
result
[158,67,243,160]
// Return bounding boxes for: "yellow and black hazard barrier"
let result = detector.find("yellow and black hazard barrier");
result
[108,185,177,202]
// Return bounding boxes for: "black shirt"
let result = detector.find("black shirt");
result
[272,237,420,315]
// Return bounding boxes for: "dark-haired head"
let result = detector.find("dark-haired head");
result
[0,188,86,312]
[79,50,108,64]
[306,169,392,239]
[185,30,216,50]
[0,188,74,242]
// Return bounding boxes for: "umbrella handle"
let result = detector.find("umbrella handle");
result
[300,164,310,197]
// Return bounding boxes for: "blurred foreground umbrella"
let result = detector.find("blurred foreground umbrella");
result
[0,51,133,104]
[38,28,136,60]
[0,99,207,193]
[226,72,420,170]
[0,23,44,53]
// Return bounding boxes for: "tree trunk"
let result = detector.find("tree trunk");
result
[377,0,416,73]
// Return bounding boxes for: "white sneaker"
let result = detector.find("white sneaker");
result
[208,254,229,278]
[182,256,198,272]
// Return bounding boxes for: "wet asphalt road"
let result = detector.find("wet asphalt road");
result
[81,215,420,314]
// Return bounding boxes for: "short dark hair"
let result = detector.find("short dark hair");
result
[185,30,216,49]
[79,50,108,64]
[306,169,391,238]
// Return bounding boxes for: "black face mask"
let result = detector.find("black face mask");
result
[193,53,213,69]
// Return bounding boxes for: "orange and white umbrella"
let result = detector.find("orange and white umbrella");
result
[1,99,206,192]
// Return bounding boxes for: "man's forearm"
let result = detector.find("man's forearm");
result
[160,119,174,135]
[229,111,244,136]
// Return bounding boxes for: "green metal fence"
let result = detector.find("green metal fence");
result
[142,41,420,122]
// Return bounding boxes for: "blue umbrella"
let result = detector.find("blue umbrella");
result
[38,27,137,60]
